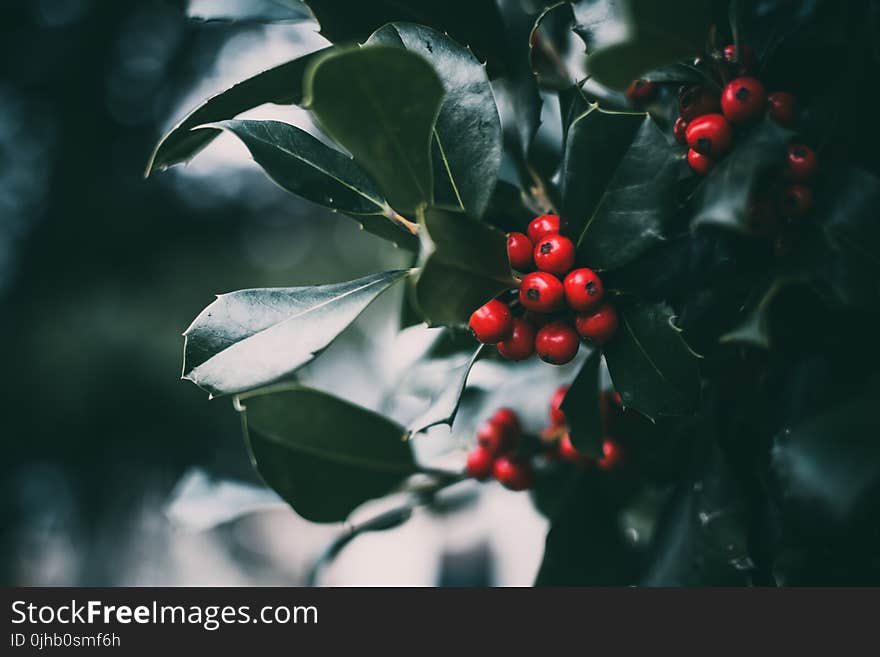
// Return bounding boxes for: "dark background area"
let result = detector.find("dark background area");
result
[0,0,400,584]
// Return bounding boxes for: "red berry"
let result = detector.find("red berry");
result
[597,439,623,471]
[535,322,580,365]
[507,232,534,271]
[779,184,813,218]
[678,86,721,122]
[575,304,619,345]
[477,422,507,454]
[687,148,714,175]
[497,318,536,361]
[722,44,756,74]
[466,447,495,480]
[767,91,796,127]
[685,114,732,157]
[563,267,604,312]
[625,79,656,103]
[673,117,688,145]
[558,433,592,467]
[786,143,818,181]
[533,233,575,276]
[468,299,513,343]
[527,214,561,243]
[491,407,521,435]
[549,384,569,425]
[519,271,564,313]
[493,456,535,491]
[721,77,766,124]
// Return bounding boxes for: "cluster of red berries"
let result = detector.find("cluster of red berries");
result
[464,387,624,491]
[627,44,819,245]
[468,214,618,365]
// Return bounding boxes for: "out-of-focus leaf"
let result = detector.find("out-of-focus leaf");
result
[305,46,444,214]
[366,23,502,219]
[239,385,415,523]
[604,301,701,420]
[146,47,328,175]
[183,270,412,396]
[529,2,588,90]
[576,116,682,270]
[186,0,315,22]
[406,345,484,438]
[414,207,514,327]
[560,349,603,457]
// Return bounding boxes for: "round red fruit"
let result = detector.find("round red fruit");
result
[563,267,604,312]
[721,77,766,124]
[468,299,513,343]
[722,44,756,74]
[491,407,521,436]
[597,439,623,471]
[466,447,494,480]
[575,304,619,345]
[534,233,575,276]
[477,422,507,454]
[519,271,564,313]
[493,456,535,491]
[685,114,732,157]
[549,384,569,425]
[779,184,813,218]
[497,318,536,361]
[535,322,580,365]
[673,117,688,145]
[507,232,534,271]
[786,143,817,181]
[678,86,721,122]
[767,91,796,127]
[558,434,592,467]
[687,149,713,175]
[625,79,655,103]
[527,214,561,243]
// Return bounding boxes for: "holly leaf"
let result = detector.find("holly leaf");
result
[559,349,603,457]
[366,23,502,219]
[238,385,416,523]
[305,46,444,215]
[604,301,701,420]
[576,116,682,271]
[192,120,417,249]
[405,345,484,438]
[561,105,644,238]
[582,0,713,91]
[771,381,880,532]
[529,2,588,90]
[183,269,413,397]
[414,207,514,327]
[146,47,329,175]
[186,0,315,22]
[691,118,794,234]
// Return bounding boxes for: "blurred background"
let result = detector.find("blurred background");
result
[0,0,551,586]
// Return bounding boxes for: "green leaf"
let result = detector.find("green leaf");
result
[576,116,682,271]
[146,47,329,175]
[559,350,603,457]
[691,118,794,234]
[604,301,701,420]
[186,0,314,22]
[560,105,644,238]
[304,46,444,214]
[193,120,416,249]
[366,23,502,219]
[302,0,511,77]
[405,345,484,438]
[529,2,587,90]
[581,0,712,91]
[183,269,412,397]
[414,207,514,327]
[239,385,416,523]
[771,381,880,529]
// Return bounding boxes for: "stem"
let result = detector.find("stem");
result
[384,207,419,235]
